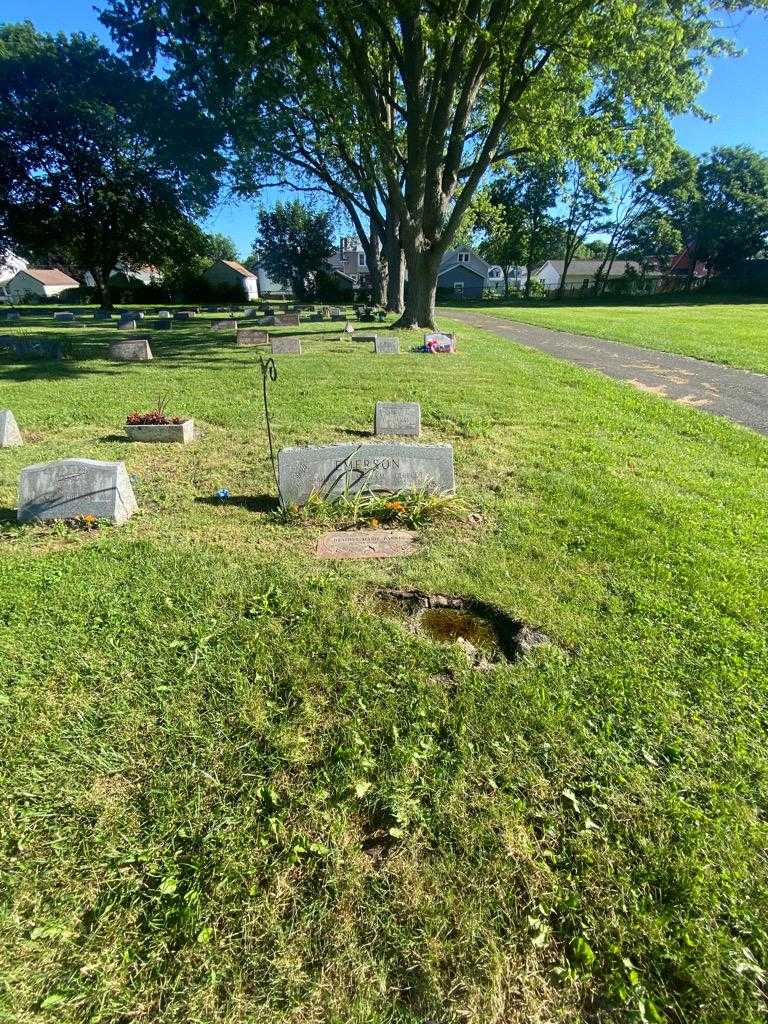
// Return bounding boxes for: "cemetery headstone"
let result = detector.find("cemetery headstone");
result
[259,316,277,327]
[236,328,269,347]
[354,332,377,343]
[5,311,20,322]
[0,409,23,447]
[276,312,300,327]
[0,336,64,359]
[109,338,153,361]
[375,336,399,354]
[54,311,74,322]
[93,310,112,320]
[175,310,194,320]
[211,319,236,332]
[316,529,421,559]
[278,441,455,506]
[271,337,301,355]
[153,319,172,330]
[157,310,172,319]
[374,401,421,437]
[18,458,138,524]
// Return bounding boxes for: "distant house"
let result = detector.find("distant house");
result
[532,259,647,292]
[255,266,291,297]
[327,236,370,288]
[203,259,259,300]
[7,268,79,301]
[437,248,495,298]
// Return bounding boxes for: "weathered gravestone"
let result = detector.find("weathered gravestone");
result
[374,401,421,437]
[275,312,300,326]
[316,529,421,559]
[93,310,112,320]
[153,319,172,330]
[375,336,399,354]
[211,319,236,332]
[236,328,269,347]
[157,310,172,319]
[0,409,23,447]
[175,310,194,320]
[18,458,138,524]
[354,332,377,343]
[243,307,260,319]
[278,441,454,507]
[117,319,137,331]
[109,338,153,361]
[259,316,276,327]
[53,311,74,322]
[271,337,301,355]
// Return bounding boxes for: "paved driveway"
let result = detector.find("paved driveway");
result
[448,310,768,437]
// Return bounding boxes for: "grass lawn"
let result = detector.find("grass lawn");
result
[1,308,767,1023]
[444,298,768,375]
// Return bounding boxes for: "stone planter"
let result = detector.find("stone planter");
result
[125,418,195,444]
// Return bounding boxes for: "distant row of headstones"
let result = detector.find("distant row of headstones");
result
[2,400,448,524]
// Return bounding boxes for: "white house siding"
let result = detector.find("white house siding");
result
[7,271,78,301]
[203,260,260,300]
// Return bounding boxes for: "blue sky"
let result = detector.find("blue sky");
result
[3,1,768,257]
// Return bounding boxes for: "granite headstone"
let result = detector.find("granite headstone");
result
[18,458,138,524]
[374,401,421,437]
[0,409,23,447]
[109,338,153,361]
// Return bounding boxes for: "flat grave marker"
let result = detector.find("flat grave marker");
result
[271,336,301,355]
[375,336,399,354]
[0,409,23,447]
[374,401,421,437]
[18,458,138,524]
[316,529,421,559]
[278,441,455,506]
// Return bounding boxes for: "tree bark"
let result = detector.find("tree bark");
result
[369,231,386,306]
[91,267,113,311]
[393,246,439,329]
[382,205,404,313]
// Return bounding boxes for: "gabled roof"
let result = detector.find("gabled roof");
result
[219,259,256,279]
[437,262,486,280]
[541,259,642,278]
[20,268,79,286]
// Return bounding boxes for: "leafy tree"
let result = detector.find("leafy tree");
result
[101,0,755,326]
[0,22,223,308]
[557,162,610,298]
[252,201,334,299]
[622,209,683,276]
[204,232,239,263]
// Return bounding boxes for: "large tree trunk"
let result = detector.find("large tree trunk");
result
[383,207,404,313]
[91,267,113,311]
[369,231,386,306]
[392,247,439,329]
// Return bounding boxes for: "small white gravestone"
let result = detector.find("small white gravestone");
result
[375,336,399,354]
[0,409,23,447]
[109,338,153,362]
[18,458,138,524]
[271,337,301,355]
[157,310,172,319]
[374,401,421,437]
[53,311,74,322]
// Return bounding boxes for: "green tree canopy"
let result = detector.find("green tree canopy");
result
[251,201,335,299]
[103,0,766,324]
[0,22,224,307]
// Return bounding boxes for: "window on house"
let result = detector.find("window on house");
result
[458,252,470,263]
[358,253,366,266]
[454,282,464,295]
[488,268,500,278]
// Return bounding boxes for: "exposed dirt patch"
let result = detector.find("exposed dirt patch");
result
[376,588,551,668]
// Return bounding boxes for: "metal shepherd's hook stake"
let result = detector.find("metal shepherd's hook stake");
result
[258,354,282,505]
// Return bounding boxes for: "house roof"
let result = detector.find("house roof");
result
[21,268,79,287]
[542,259,642,278]
[219,259,256,279]
[437,262,486,280]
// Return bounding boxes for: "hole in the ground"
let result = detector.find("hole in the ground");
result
[376,588,551,667]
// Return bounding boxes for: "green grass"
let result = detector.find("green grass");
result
[444,297,768,374]
[1,309,767,1023]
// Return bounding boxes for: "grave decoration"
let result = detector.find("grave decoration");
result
[374,336,399,355]
[125,399,194,443]
[0,409,23,447]
[109,338,153,361]
[277,441,454,507]
[18,458,138,524]
[271,337,301,355]
[374,401,421,437]
[422,331,456,353]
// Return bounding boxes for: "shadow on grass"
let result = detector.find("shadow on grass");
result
[0,507,17,524]
[194,494,280,513]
